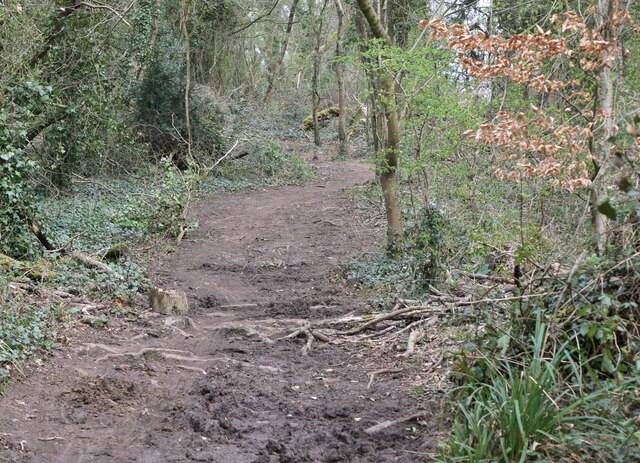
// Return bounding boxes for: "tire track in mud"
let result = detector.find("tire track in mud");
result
[0,158,439,462]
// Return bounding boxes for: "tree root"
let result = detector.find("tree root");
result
[95,347,211,363]
[82,343,282,373]
[400,329,425,357]
[175,365,207,375]
[367,368,403,389]
[164,316,197,338]
[203,322,276,344]
[279,321,336,356]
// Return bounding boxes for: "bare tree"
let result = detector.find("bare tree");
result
[265,0,300,103]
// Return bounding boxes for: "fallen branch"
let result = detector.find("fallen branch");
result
[457,270,514,284]
[364,411,428,435]
[70,250,125,281]
[337,304,442,335]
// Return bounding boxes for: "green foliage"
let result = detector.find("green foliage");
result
[112,159,200,237]
[555,255,639,380]
[215,138,315,185]
[0,81,58,257]
[439,315,639,463]
[348,207,448,297]
[0,294,58,382]
[135,39,188,156]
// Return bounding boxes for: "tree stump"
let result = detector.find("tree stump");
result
[149,288,189,315]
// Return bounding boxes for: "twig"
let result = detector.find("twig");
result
[364,411,428,435]
[457,270,514,284]
[77,2,132,26]
[210,139,240,170]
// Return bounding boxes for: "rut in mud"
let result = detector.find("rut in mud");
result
[0,156,439,462]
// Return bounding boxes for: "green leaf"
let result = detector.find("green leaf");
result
[619,177,632,193]
[598,200,617,221]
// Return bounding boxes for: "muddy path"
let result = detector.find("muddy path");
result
[0,156,438,462]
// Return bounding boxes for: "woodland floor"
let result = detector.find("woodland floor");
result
[0,151,442,462]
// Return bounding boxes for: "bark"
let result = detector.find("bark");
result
[591,0,619,254]
[310,0,329,148]
[180,0,193,153]
[265,0,300,102]
[355,0,403,248]
[333,0,349,158]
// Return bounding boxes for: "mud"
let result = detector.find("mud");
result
[0,155,439,462]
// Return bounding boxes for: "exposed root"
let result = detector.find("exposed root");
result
[95,347,211,363]
[302,331,314,356]
[203,322,275,344]
[367,368,403,389]
[164,316,197,338]
[215,303,258,310]
[38,436,66,442]
[400,329,425,357]
[336,304,443,336]
[360,325,397,339]
[83,343,282,373]
[279,321,334,356]
[175,365,207,375]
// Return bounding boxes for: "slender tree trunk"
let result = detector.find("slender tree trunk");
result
[311,0,329,148]
[265,0,300,102]
[180,0,192,155]
[312,43,322,147]
[333,0,349,157]
[591,0,619,253]
[355,0,403,248]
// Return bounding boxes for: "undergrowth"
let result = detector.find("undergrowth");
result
[346,145,639,462]
[1,135,314,382]
[0,276,63,383]
[347,206,448,297]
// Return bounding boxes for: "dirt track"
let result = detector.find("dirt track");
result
[0,156,437,462]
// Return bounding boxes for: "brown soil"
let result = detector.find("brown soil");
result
[0,155,440,462]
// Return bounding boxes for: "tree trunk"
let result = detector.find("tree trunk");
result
[312,45,322,147]
[333,0,349,158]
[310,0,329,148]
[355,0,403,248]
[265,0,300,103]
[180,0,193,155]
[591,0,619,254]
